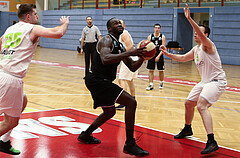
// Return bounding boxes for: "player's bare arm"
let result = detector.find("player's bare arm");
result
[98,36,144,66]
[121,32,133,51]
[30,16,70,42]
[155,35,166,62]
[184,4,215,54]
[160,45,194,62]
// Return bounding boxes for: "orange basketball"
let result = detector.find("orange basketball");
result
[137,40,156,60]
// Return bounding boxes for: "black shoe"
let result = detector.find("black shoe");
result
[123,139,149,156]
[201,140,219,154]
[77,46,81,53]
[116,104,125,110]
[174,128,193,139]
[0,140,20,155]
[77,131,101,144]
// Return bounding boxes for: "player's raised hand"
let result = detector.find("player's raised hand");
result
[184,4,191,20]
[60,16,70,25]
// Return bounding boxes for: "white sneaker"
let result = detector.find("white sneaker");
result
[159,82,163,89]
[146,85,153,91]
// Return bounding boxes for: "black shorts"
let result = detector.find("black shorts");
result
[147,51,165,70]
[85,73,123,109]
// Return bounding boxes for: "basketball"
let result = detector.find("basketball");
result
[137,40,156,60]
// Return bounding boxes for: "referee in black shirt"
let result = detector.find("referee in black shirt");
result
[80,16,101,77]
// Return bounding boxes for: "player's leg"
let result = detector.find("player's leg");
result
[126,79,135,96]
[1,94,27,143]
[78,106,116,144]
[0,114,20,155]
[89,43,97,71]
[197,97,219,154]
[159,71,164,88]
[119,79,128,92]
[198,80,226,154]
[174,83,203,139]
[146,58,155,90]
[84,44,91,76]
[117,91,149,156]
[157,55,164,88]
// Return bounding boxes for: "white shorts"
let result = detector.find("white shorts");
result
[187,80,227,104]
[118,61,138,81]
[0,71,23,117]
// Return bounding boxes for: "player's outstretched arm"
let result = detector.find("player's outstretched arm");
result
[30,16,70,41]
[160,45,194,62]
[184,4,213,52]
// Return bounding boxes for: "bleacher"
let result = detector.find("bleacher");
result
[54,0,240,10]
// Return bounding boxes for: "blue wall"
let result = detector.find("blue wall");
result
[40,8,174,51]
[1,7,238,65]
[0,12,18,36]
[211,6,240,65]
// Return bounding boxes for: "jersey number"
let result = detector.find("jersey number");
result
[4,32,22,48]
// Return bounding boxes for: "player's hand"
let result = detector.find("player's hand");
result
[80,49,84,54]
[160,45,168,55]
[60,16,70,25]
[184,4,191,20]
[128,47,145,57]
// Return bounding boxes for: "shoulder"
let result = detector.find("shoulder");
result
[98,35,113,46]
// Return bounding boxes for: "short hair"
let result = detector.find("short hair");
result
[106,18,116,29]
[154,23,161,28]
[199,24,210,37]
[86,16,92,20]
[17,4,36,20]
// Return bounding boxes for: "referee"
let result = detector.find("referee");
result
[80,16,101,77]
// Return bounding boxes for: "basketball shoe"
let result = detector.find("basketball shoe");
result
[146,85,153,91]
[159,82,163,89]
[201,140,219,154]
[123,139,149,156]
[174,127,193,139]
[0,140,20,155]
[77,131,101,144]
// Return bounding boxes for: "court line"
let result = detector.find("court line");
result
[30,60,240,93]
[25,93,240,104]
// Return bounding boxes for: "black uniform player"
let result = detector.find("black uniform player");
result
[77,18,149,157]
[146,24,166,90]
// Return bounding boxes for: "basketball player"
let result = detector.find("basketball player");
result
[146,24,166,90]
[160,4,227,154]
[116,20,138,109]
[0,4,69,155]
[77,18,149,157]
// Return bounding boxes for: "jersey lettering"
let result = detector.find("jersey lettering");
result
[4,32,22,48]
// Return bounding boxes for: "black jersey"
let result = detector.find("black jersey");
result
[90,34,125,81]
[150,33,162,53]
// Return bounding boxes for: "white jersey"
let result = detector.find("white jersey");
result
[194,44,226,83]
[118,30,138,80]
[0,21,39,78]
[119,30,134,48]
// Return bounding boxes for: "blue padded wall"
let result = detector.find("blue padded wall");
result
[40,8,174,51]
[212,6,240,65]
[40,7,240,65]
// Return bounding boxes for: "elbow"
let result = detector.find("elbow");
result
[129,67,137,72]
[101,58,111,65]
[55,30,65,39]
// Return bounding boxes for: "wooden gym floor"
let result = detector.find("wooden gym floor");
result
[10,47,240,156]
